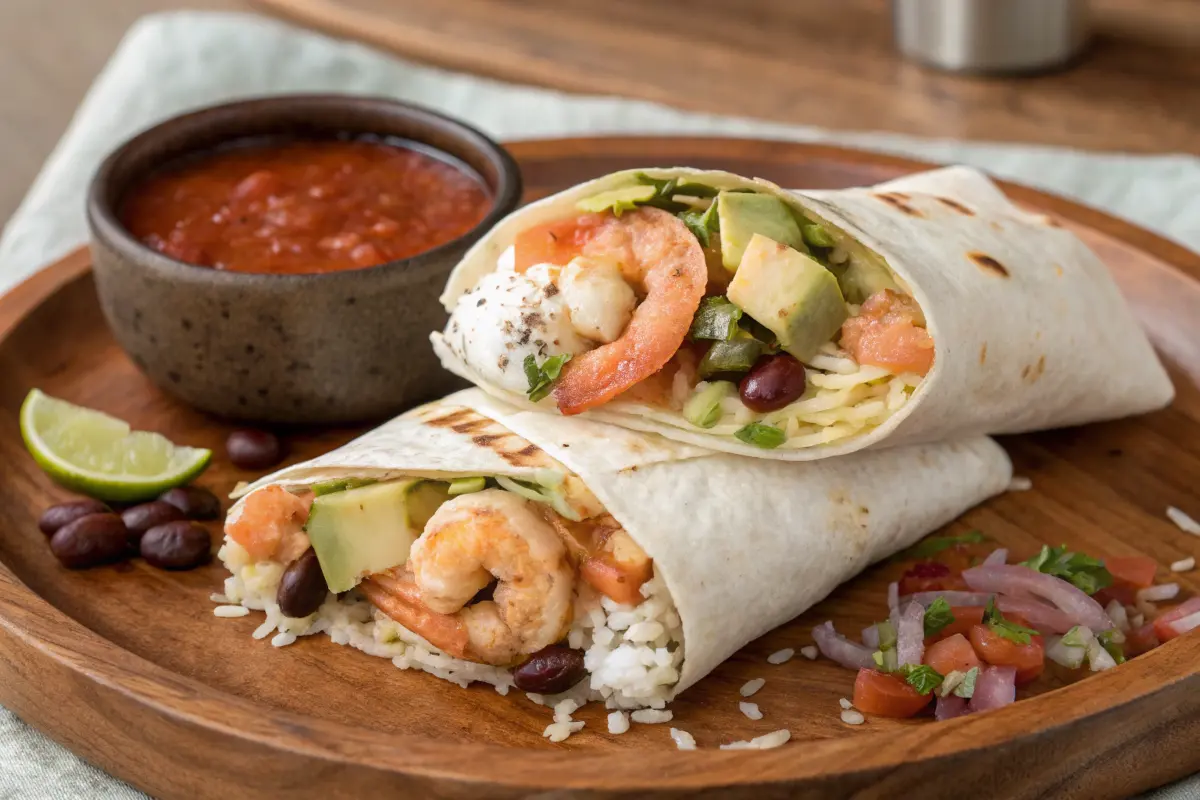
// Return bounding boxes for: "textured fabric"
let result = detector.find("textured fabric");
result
[1,11,1197,799]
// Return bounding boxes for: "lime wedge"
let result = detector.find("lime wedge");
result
[20,389,211,502]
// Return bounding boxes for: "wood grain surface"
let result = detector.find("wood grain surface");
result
[1,138,1200,798]
[252,0,1200,154]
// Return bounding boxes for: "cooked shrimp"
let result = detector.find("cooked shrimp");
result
[362,490,574,665]
[559,256,637,343]
[839,290,935,376]
[513,207,707,415]
[225,485,313,562]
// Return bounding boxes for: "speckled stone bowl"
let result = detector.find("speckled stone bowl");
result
[87,95,521,424]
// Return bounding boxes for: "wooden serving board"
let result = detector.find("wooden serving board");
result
[2,137,1200,799]
[249,0,1200,153]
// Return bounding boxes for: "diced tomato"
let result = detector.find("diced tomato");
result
[924,633,982,675]
[1153,599,1200,643]
[1127,622,1161,656]
[898,561,968,596]
[928,606,985,643]
[853,669,933,718]
[1105,556,1157,589]
[968,624,1045,686]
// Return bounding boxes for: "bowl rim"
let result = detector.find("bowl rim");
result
[85,93,522,286]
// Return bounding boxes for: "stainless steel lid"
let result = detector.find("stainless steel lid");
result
[893,0,1090,74]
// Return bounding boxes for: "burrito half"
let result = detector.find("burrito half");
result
[432,166,1172,460]
[216,388,1010,718]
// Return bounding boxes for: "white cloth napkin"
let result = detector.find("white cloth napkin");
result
[1,11,1197,799]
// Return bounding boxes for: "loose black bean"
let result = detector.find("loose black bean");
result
[49,514,130,569]
[512,644,587,694]
[38,499,112,536]
[121,501,186,544]
[158,486,222,520]
[277,548,328,618]
[739,353,807,413]
[226,429,283,470]
[140,521,212,570]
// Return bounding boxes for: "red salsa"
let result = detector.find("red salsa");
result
[121,138,493,274]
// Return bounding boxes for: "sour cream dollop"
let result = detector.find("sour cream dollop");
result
[443,249,592,394]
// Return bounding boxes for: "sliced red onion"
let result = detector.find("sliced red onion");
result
[902,591,992,608]
[968,666,1017,713]
[982,548,1008,567]
[887,582,899,612]
[963,565,1113,632]
[893,601,925,667]
[935,693,970,721]
[813,621,875,670]
[862,625,881,649]
[994,596,1078,634]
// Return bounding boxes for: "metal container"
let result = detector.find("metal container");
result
[893,0,1090,74]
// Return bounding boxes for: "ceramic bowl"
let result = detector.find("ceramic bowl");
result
[87,94,521,424]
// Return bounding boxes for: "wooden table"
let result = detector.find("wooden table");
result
[1,0,1198,228]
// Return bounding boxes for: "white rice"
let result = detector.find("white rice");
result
[1008,476,1033,491]
[670,728,697,750]
[767,648,794,665]
[216,536,685,724]
[1167,506,1200,536]
[800,646,818,660]
[1138,583,1179,603]
[841,709,865,725]
[720,729,791,750]
[630,709,673,724]
[739,702,763,720]
[739,678,765,697]
[1171,557,1195,573]
[839,697,853,710]
[607,711,630,735]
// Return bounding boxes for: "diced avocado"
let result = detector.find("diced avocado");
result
[727,234,848,362]
[310,477,377,497]
[305,479,449,593]
[577,184,656,215]
[717,192,807,271]
[448,476,487,496]
[838,253,901,305]
[683,381,734,428]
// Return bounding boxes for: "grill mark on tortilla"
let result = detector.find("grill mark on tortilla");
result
[873,192,922,217]
[423,407,495,435]
[934,196,975,215]
[980,343,988,365]
[968,251,1009,277]
[422,406,554,468]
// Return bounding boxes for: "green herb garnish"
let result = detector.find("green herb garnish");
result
[688,296,743,341]
[310,477,377,497]
[923,597,955,638]
[896,664,944,695]
[899,530,987,561]
[1021,544,1114,596]
[983,596,1040,645]
[524,353,572,403]
[1097,629,1127,664]
[679,198,721,248]
[734,422,786,449]
[954,666,979,698]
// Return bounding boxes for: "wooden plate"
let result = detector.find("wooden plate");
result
[2,137,1199,799]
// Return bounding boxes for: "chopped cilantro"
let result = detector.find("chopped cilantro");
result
[633,174,688,213]
[524,353,572,403]
[1021,544,1113,595]
[896,664,944,695]
[923,597,955,638]
[900,530,988,561]
[734,422,786,449]
[983,596,1040,645]
[679,199,721,248]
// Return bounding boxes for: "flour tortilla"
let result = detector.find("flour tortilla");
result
[434,166,1173,461]
[232,388,1011,697]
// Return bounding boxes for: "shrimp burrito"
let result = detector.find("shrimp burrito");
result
[432,166,1173,460]
[217,388,1011,716]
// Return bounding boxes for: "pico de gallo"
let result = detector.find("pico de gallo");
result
[812,533,1199,720]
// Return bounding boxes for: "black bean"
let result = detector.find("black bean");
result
[121,501,186,544]
[512,645,587,694]
[140,521,212,570]
[38,499,112,536]
[277,548,328,618]
[739,353,807,413]
[226,429,283,470]
[158,486,222,520]
[49,514,130,569]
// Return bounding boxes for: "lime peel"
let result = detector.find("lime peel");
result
[20,389,211,502]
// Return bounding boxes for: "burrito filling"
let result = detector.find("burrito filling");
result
[440,173,931,451]
[217,475,683,710]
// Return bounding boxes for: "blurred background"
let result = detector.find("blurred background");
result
[2,0,1197,226]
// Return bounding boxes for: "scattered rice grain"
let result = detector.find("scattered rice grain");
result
[271,632,297,648]
[607,711,630,735]
[213,605,250,618]
[720,729,791,750]
[1138,583,1179,603]
[1008,476,1033,492]
[543,720,585,743]
[631,709,673,724]
[670,728,697,750]
[740,678,765,697]
[209,593,231,604]
[767,648,794,665]
[1171,557,1195,573]
[841,709,865,725]
[739,702,763,720]
[800,646,818,660]
[1167,507,1200,536]
[839,697,853,710]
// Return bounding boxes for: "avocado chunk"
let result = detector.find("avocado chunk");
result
[717,192,807,272]
[576,184,657,215]
[838,253,901,305]
[305,479,449,593]
[727,234,848,362]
